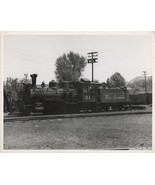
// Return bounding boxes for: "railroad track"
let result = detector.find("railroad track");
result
[4,109,152,122]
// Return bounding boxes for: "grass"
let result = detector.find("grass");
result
[4,114,152,150]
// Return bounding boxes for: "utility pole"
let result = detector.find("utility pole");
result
[142,71,147,93]
[142,71,147,104]
[87,52,98,82]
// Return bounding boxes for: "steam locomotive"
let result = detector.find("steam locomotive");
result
[20,74,130,116]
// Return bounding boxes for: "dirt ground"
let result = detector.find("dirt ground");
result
[3,113,152,150]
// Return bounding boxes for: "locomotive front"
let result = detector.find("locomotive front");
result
[21,74,77,115]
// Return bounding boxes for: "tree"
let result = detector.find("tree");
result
[106,78,111,88]
[55,51,87,82]
[107,72,126,88]
[147,76,152,92]
[4,74,31,112]
[94,79,99,83]
[20,74,31,84]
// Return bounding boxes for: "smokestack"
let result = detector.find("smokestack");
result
[30,74,38,87]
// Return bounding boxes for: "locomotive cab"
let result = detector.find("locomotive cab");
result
[70,80,101,111]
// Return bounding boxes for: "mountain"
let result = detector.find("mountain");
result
[127,76,152,94]
[127,76,151,84]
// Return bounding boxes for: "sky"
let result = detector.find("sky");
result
[3,33,153,84]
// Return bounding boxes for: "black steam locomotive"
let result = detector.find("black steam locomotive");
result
[20,74,130,115]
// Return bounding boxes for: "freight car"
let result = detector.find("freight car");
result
[20,74,130,115]
[129,93,152,105]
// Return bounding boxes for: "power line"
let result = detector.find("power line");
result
[6,47,53,61]
[142,71,147,93]
[6,47,53,65]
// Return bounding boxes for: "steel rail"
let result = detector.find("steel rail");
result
[4,109,152,122]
